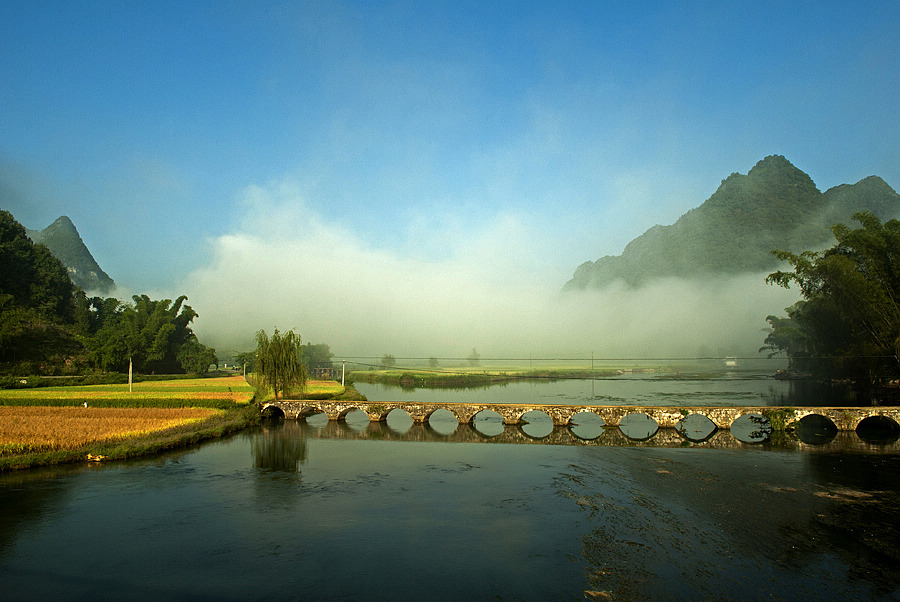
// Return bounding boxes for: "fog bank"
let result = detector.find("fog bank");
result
[182,181,799,359]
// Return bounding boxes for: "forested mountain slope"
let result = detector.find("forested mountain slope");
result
[27,216,115,294]
[563,155,900,291]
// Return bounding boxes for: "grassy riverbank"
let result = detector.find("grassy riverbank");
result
[349,365,670,389]
[0,375,261,472]
[250,377,367,402]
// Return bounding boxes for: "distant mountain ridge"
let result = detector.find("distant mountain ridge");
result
[27,216,116,294]
[563,155,900,291]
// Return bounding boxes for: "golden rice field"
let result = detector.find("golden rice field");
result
[0,406,222,453]
[0,375,349,459]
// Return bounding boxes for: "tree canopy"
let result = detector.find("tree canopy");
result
[762,211,900,385]
[83,294,217,374]
[1,210,79,372]
[301,342,334,372]
[1,209,74,322]
[255,328,307,400]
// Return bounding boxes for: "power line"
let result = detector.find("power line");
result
[335,354,896,362]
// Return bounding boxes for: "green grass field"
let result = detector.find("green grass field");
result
[0,375,256,409]
[251,378,349,402]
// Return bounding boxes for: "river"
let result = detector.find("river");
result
[1,375,900,600]
[353,368,845,408]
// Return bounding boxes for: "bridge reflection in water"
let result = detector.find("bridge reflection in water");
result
[261,400,900,449]
[259,415,900,453]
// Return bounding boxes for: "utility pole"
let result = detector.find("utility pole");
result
[341,360,345,386]
[128,357,133,393]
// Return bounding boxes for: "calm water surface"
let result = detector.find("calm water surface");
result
[1,418,899,601]
[354,370,842,407]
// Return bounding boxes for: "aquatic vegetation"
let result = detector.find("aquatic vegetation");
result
[761,407,798,431]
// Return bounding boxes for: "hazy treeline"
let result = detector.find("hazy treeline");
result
[232,341,334,376]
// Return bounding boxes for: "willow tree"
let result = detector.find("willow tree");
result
[255,328,307,400]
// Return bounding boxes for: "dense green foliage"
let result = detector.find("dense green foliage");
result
[302,342,334,372]
[762,212,900,386]
[0,210,216,376]
[232,351,256,372]
[87,294,217,374]
[255,328,307,399]
[1,211,75,321]
[1,210,80,372]
[565,156,900,290]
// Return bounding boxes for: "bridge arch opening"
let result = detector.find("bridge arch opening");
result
[520,410,553,439]
[796,414,838,444]
[569,411,606,440]
[856,415,900,444]
[676,413,717,442]
[731,413,771,443]
[472,409,505,437]
[302,410,329,427]
[425,409,459,436]
[384,408,414,434]
[261,405,285,420]
[619,413,658,441]
[339,408,371,430]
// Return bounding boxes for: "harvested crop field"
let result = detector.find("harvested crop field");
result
[0,406,222,452]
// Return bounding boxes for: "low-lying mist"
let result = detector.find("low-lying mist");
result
[182,181,800,360]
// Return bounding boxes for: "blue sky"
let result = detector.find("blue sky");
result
[2,1,898,356]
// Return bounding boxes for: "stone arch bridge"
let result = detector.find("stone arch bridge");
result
[261,399,900,432]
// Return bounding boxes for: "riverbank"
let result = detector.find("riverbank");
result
[349,367,648,389]
[0,375,261,472]
[0,376,368,472]
[0,403,261,472]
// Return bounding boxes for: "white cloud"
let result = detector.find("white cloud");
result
[183,178,800,360]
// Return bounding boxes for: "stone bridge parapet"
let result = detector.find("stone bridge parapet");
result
[261,400,900,432]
